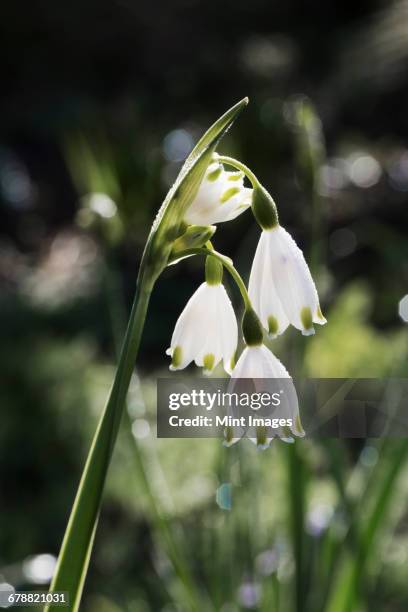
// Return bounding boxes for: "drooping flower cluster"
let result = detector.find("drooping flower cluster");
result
[165,157,327,448]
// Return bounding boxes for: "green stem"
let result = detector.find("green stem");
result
[104,259,206,611]
[172,246,251,309]
[287,442,307,612]
[45,271,153,612]
[216,155,260,189]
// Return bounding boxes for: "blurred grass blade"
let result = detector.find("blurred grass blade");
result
[325,440,408,612]
[287,442,308,612]
[45,99,248,612]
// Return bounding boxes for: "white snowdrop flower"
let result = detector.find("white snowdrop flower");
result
[249,226,326,337]
[166,281,238,375]
[226,343,304,448]
[184,162,252,226]
[232,344,289,379]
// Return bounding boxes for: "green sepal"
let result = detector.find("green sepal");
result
[252,185,279,230]
[242,307,263,346]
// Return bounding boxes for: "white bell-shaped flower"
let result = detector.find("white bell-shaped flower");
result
[225,344,304,448]
[166,282,238,375]
[231,344,289,379]
[249,226,326,337]
[185,161,252,226]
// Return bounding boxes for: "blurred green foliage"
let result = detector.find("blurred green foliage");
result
[1,0,408,610]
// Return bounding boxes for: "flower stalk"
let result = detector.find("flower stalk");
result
[170,245,251,310]
[45,98,248,611]
[45,268,153,611]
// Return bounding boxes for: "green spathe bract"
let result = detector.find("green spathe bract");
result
[45,98,248,612]
[170,224,216,262]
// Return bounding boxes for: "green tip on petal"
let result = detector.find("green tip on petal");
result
[171,346,183,369]
[207,166,222,182]
[267,315,279,338]
[203,353,215,372]
[224,426,235,445]
[282,426,295,443]
[295,414,305,437]
[227,172,244,182]
[256,426,269,448]
[316,305,327,324]
[300,306,315,336]
[220,186,240,203]
[230,353,236,372]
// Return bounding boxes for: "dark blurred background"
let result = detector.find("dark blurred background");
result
[1,1,408,611]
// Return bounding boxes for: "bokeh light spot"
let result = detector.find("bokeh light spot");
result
[306,503,333,536]
[360,445,379,467]
[349,154,381,188]
[216,483,232,511]
[0,582,15,609]
[22,553,56,584]
[163,129,193,162]
[237,581,261,609]
[131,419,151,439]
[88,193,117,218]
[318,158,349,194]
[255,549,279,576]
[388,152,408,191]
[398,294,408,322]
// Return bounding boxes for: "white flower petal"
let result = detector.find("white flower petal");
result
[167,282,238,374]
[232,345,290,379]
[195,287,222,370]
[249,232,289,337]
[185,163,252,226]
[216,285,238,374]
[230,344,303,441]
[167,283,210,369]
[266,226,325,334]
